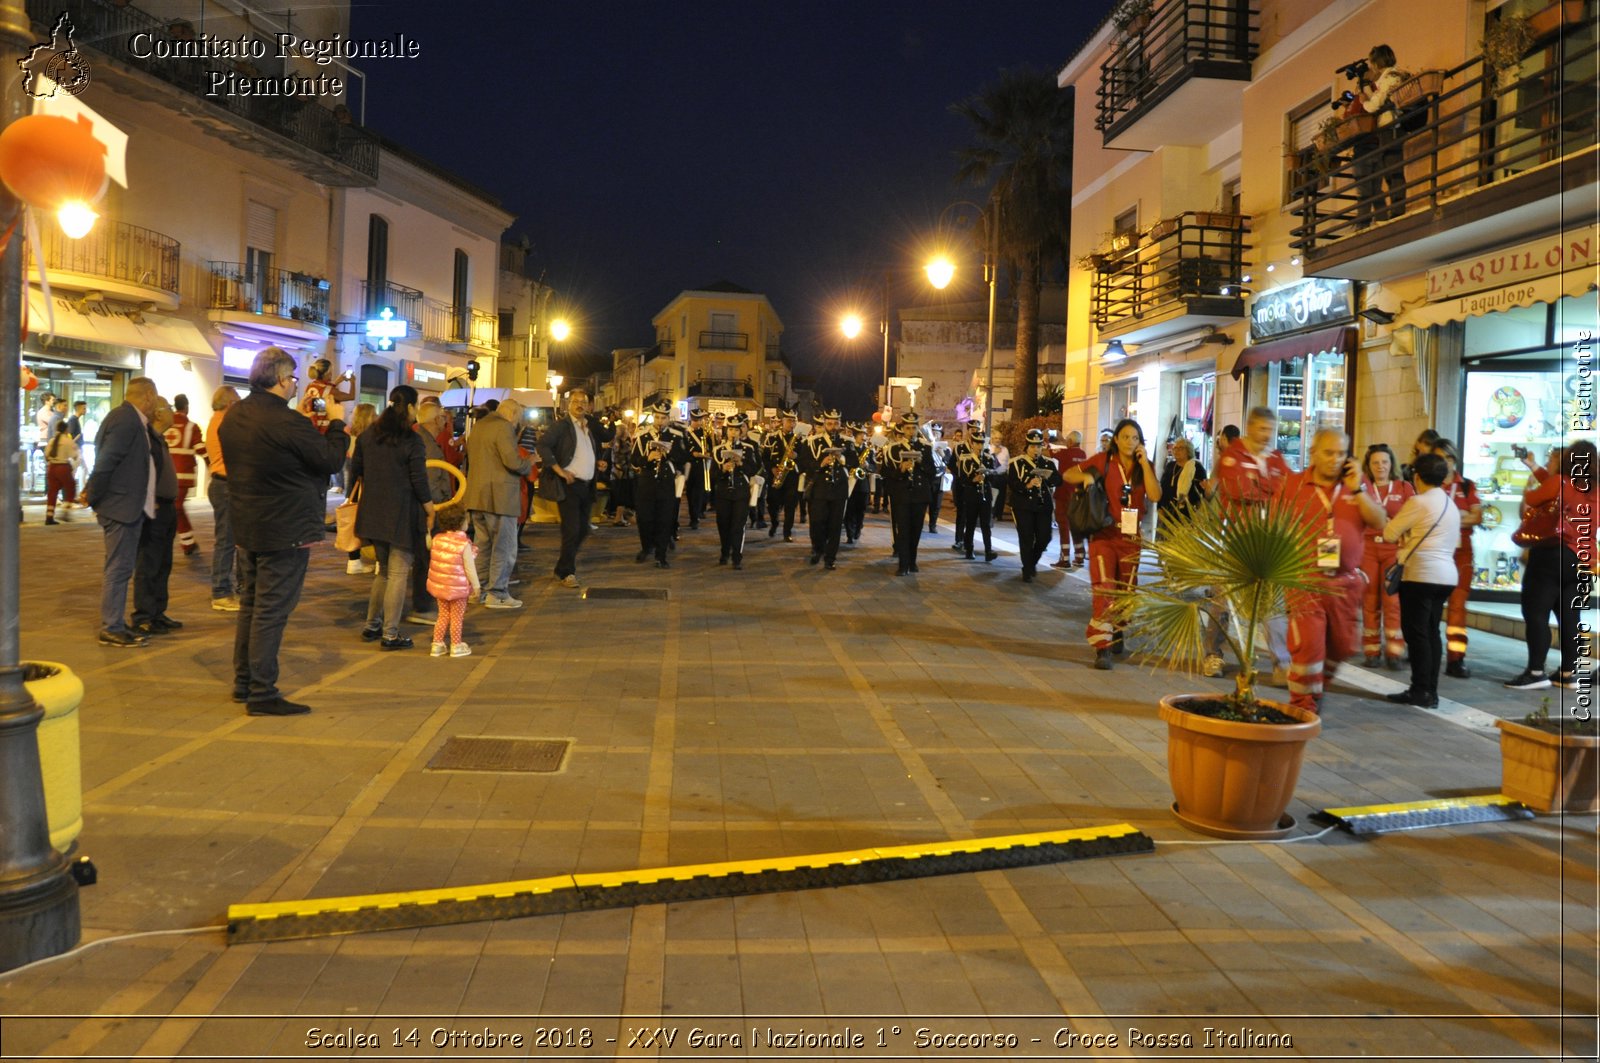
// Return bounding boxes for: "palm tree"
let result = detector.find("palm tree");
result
[953,68,1074,422]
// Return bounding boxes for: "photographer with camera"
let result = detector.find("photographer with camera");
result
[1337,44,1409,226]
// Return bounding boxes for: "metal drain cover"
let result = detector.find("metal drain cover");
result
[426,737,571,774]
[582,587,668,600]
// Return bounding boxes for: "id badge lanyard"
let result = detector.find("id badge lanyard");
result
[1115,457,1139,537]
[1313,483,1343,569]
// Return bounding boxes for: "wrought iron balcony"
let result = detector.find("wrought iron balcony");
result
[207,262,330,327]
[1090,212,1249,339]
[28,219,180,308]
[28,0,379,183]
[422,300,498,350]
[1290,29,1597,276]
[643,389,673,409]
[1096,0,1258,150]
[686,375,754,399]
[360,280,424,334]
[658,338,676,355]
[697,330,748,351]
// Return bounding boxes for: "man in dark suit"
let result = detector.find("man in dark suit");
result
[131,396,183,636]
[537,389,612,589]
[85,377,159,646]
[219,347,349,716]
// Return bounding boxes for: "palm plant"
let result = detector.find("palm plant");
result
[952,67,1074,422]
[1109,496,1333,719]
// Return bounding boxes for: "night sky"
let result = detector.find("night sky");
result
[349,1,1114,417]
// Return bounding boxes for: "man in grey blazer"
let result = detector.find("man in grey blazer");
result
[464,396,531,608]
[85,377,159,647]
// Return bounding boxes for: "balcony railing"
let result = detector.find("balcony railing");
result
[698,330,748,351]
[207,262,330,326]
[29,0,379,181]
[1096,0,1258,143]
[686,375,754,399]
[643,389,672,409]
[1090,212,1249,332]
[658,338,676,355]
[1290,31,1598,257]
[361,280,424,333]
[422,300,498,349]
[28,219,179,296]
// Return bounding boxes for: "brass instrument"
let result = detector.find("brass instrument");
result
[698,427,713,492]
[775,431,798,481]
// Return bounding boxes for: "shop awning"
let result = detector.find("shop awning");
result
[27,289,216,358]
[1229,324,1356,380]
[1394,268,1597,332]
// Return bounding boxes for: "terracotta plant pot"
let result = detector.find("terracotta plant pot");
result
[1159,693,1322,839]
[23,661,84,855]
[1528,0,1586,37]
[1496,717,1600,813]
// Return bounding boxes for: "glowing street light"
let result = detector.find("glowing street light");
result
[840,313,864,339]
[924,255,955,290]
[549,318,571,342]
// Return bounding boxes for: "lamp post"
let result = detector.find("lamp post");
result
[0,0,83,970]
[926,198,999,431]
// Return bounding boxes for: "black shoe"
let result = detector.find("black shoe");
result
[1112,631,1126,656]
[732,560,742,570]
[636,550,649,563]
[952,543,964,552]
[380,635,413,651]
[1385,689,1422,705]
[985,551,998,562]
[130,621,163,637]
[98,628,147,648]
[910,564,919,573]
[1022,571,1034,582]
[688,523,699,530]
[1093,650,1113,670]
[1445,660,1470,679]
[247,697,311,717]
[1504,670,1552,690]
[808,553,820,566]
[44,517,57,525]
[656,559,671,568]
[360,625,383,642]
[718,556,728,565]
[896,567,909,576]
[928,527,939,534]
[768,527,778,538]
[964,551,975,560]
[784,534,794,542]
[152,615,184,631]
[824,560,835,570]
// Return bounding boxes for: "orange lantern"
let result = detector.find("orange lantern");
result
[0,114,107,214]
[21,364,38,391]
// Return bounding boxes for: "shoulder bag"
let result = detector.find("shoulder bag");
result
[334,480,362,553]
[1384,493,1447,596]
[1510,496,1560,548]
[1067,457,1115,539]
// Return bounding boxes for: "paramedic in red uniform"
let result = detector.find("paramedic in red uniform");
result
[1357,443,1413,668]
[1063,417,1161,670]
[1279,428,1388,715]
[1214,406,1295,679]
[163,393,205,556]
[1050,429,1089,568]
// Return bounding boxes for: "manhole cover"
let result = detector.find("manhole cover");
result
[582,587,668,600]
[426,737,571,773]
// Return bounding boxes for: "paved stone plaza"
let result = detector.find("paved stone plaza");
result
[0,502,1594,1061]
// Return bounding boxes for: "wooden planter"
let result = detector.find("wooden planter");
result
[1336,112,1378,140]
[1497,717,1600,812]
[1159,694,1322,839]
[1391,70,1445,108]
[1528,0,1586,37]
[1193,212,1243,229]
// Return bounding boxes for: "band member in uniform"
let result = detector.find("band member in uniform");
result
[884,411,937,576]
[845,423,871,543]
[164,393,206,556]
[948,425,970,550]
[685,408,713,529]
[956,427,1001,562]
[298,358,355,434]
[1009,428,1063,582]
[764,411,802,540]
[634,437,678,567]
[1064,417,1161,669]
[714,425,761,569]
[927,435,948,535]
[741,416,767,528]
[800,409,856,569]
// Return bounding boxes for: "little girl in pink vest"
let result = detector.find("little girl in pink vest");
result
[426,503,480,657]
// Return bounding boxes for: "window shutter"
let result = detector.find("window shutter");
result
[246,201,277,252]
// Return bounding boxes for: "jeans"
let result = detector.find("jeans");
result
[234,546,311,703]
[365,542,414,639]
[208,477,239,599]
[554,479,594,578]
[98,513,145,633]
[1400,580,1456,699]
[471,510,518,598]
[131,499,176,625]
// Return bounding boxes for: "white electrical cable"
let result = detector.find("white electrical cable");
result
[0,925,219,982]
[1153,823,1340,846]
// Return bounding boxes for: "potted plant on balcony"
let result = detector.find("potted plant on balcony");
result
[1112,0,1155,36]
[1481,15,1535,87]
[1528,1,1586,38]
[1109,497,1331,839]
[1496,699,1600,813]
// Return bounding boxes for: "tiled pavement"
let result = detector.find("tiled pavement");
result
[0,499,1595,1061]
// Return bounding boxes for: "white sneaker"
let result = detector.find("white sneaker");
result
[211,596,241,612]
[450,642,471,657]
[346,559,373,575]
[1201,654,1224,678]
[561,574,580,589]
[482,595,522,609]
[430,641,447,657]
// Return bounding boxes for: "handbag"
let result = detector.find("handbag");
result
[1511,496,1560,547]
[1067,460,1115,539]
[1384,493,1449,595]
[334,481,362,553]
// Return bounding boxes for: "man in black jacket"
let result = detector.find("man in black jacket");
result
[537,389,612,589]
[86,376,158,646]
[218,347,349,716]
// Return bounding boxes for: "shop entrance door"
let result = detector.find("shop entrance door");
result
[1179,370,1216,470]
[18,362,124,495]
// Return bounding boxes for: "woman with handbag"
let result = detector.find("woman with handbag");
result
[1379,452,1460,708]
[1156,437,1207,537]
[1506,442,1596,691]
[1357,444,1413,669]
[350,386,436,651]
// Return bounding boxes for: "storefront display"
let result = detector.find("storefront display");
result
[1265,347,1346,470]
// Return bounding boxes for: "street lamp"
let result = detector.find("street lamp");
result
[549,318,571,343]
[928,199,999,430]
[838,274,893,416]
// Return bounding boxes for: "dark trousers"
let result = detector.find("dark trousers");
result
[715,497,750,562]
[872,476,889,511]
[768,478,798,536]
[1014,503,1053,575]
[891,490,928,572]
[636,487,674,561]
[993,480,1009,522]
[1399,580,1456,699]
[1523,545,1584,675]
[131,499,176,624]
[808,491,846,562]
[208,477,241,600]
[959,487,993,556]
[685,466,707,525]
[554,479,594,578]
[98,513,145,633]
[928,488,944,531]
[845,483,867,540]
[951,481,970,544]
[234,546,311,703]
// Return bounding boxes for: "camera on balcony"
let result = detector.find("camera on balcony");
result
[1336,58,1370,82]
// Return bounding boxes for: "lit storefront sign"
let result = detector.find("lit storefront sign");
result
[1427,224,1599,301]
[401,359,450,390]
[222,345,256,377]
[1249,278,1354,340]
[366,306,408,351]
